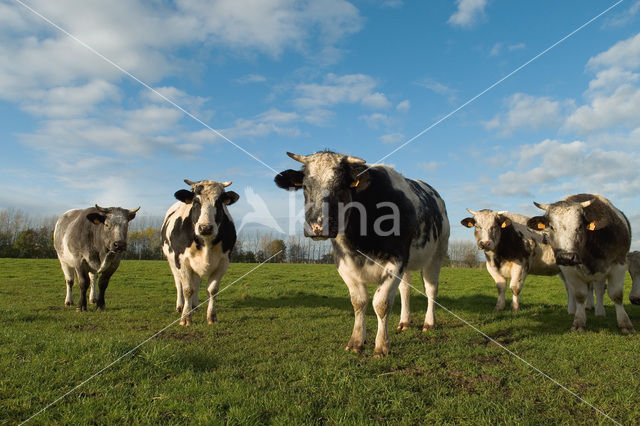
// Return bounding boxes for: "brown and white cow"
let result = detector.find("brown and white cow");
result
[161,179,238,325]
[627,251,640,305]
[461,209,604,315]
[527,194,634,333]
[275,151,450,357]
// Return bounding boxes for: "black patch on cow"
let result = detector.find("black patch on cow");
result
[167,201,203,268]
[212,200,237,253]
[492,226,530,269]
[333,167,417,267]
[407,179,444,247]
[174,189,194,203]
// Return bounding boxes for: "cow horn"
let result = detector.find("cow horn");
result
[466,208,479,216]
[287,152,308,163]
[95,204,109,213]
[580,199,593,208]
[345,155,366,164]
[221,181,232,187]
[129,206,141,214]
[184,179,197,186]
[533,202,550,211]
[497,210,507,215]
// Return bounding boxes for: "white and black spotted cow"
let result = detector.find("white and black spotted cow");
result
[461,209,604,315]
[527,194,634,333]
[54,205,139,311]
[275,151,450,357]
[161,179,238,325]
[627,251,640,305]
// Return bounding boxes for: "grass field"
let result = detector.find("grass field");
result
[1,258,639,424]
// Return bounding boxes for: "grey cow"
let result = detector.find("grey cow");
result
[54,205,139,311]
[527,194,633,333]
[627,251,640,305]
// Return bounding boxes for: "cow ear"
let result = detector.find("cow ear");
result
[221,191,239,205]
[498,216,512,229]
[274,169,304,190]
[86,213,106,225]
[586,217,608,231]
[175,189,195,204]
[527,216,548,230]
[348,164,370,192]
[460,217,475,228]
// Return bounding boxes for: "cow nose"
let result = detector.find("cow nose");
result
[312,223,323,236]
[113,241,127,251]
[555,250,580,266]
[478,241,490,250]
[198,224,214,235]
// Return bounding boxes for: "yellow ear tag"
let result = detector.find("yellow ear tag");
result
[350,179,360,188]
[588,222,596,231]
[93,219,100,225]
[501,222,507,229]
[537,222,546,230]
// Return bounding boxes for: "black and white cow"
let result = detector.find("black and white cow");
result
[54,205,139,311]
[461,209,604,315]
[275,151,450,356]
[161,179,238,325]
[627,251,640,305]
[527,194,634,333]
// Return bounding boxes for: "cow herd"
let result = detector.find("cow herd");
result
[53,150,640,356]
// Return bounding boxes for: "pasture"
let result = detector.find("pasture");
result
[1,259,639,424]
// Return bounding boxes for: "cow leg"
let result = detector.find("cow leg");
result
[60,261,75,306]
[509,265,525,312]
[342,277,368,354]
[206,259,229,325]
[180,268,199,326]
[486,262,506,311]
[95,268,116,311]
[88,272,98,304]
[76,268,90,312]
[167,258,184,312]
[585,282,595,311]
[396,271,412,332]
[422,260,441,331]
[559,271,575,314]
[594,280,606,317]
[567,276,588,332]
[373,268,402,357]
[630,274,640,305]
[607,264,634,334]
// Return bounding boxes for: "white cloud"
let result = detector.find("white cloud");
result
[448,0,487,28]
[587,32,640,71]
[485,93,573,136]
[294,73,390,110]
[381,0,404,8]
[565,84,640,133]
[360,113,391,130]
[379,133,405,145]
[603,0,640,28]
[224,108,301,139]
[489,42,524,57]
[415,78,458,103]
[396,100,410,112]
[418,161,442,174]
[21,80,120,118]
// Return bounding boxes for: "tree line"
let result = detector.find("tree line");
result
[0,209,480,266]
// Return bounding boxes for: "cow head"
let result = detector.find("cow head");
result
[527,198,606,266]
[174,179,239,240]
[86,205,140,253]
[461,209,512,252]
[274,151,370,239]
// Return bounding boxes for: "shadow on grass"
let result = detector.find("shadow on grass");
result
[226,292,352,312]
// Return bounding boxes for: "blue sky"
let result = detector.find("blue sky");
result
[1,0,640,248]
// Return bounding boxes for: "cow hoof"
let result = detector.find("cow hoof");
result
[630,297,640,306]
[96,305,106,311]
[345,344,363,354]
[396,322,411,332]
[570,325,585,332]
[90,298,98,305]
[494,305,505,312]
[176,306,183,313]
[76,306,86,312]
[510,305,519,312]
[179,318,192,326]
[373,350,388,358]
[595,309,606,318]
[620,326,635,335]
[422,324,435,332]
[207,317,217,325]
[65,301,73,307]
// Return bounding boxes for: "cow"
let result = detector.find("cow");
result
[628,251,640,305]
[461,209,604,315]
[527,194,634,333]
[53,204,139,311]
[161,179,239,326]
[275,151,450,357]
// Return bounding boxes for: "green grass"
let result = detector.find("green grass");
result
[1,259,639,424]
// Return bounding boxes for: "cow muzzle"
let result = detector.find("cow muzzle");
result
[555,250,580,266]
[304,222,335,240]
[112,241,127,252]
[198,224,214,236]
[478,241,493,251]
